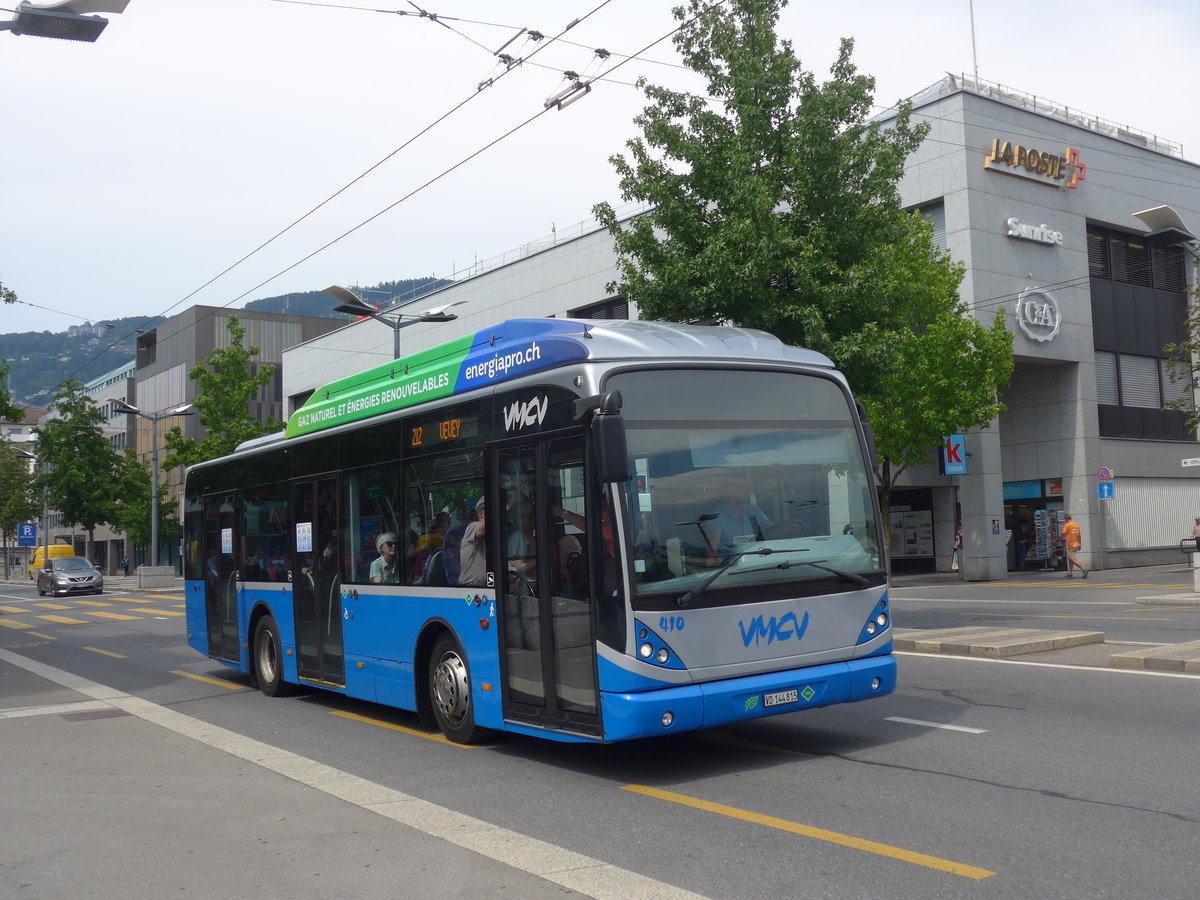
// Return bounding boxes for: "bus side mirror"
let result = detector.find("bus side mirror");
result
[577,391,631,483]
[856,403,879,472]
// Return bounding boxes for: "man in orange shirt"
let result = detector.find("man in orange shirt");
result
[1061,513,1087,579]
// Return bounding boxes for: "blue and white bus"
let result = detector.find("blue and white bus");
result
[183,318,894,743]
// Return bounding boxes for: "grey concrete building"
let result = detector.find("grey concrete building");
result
[282,75,1200,579]
[122,306,341,566]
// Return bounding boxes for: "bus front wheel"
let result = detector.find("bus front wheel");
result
[253,615,294,697]
[428,634,484,744]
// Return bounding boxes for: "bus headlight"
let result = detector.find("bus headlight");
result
[656,648,670,664]
[640,643,653,659]
[865,621,877,635]
[661,712,675,727]
[875,613,888,627]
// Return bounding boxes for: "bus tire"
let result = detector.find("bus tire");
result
[253,615,294,697]
[428,633,485,744]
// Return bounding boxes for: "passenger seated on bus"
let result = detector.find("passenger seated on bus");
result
[557,533,587,599]
[458,499,487,586]
[370,532,401,584]
[410,511,452,581]
[442,498,480,586]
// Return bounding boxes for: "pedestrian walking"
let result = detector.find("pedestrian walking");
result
[1061,513,1088,579]
[122,555,130,577]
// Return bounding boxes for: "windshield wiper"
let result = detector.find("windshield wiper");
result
[732,558,870,588]
[674,547,785,608]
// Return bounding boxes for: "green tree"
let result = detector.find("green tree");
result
[162,315,282,470]
[109,448,177,550]
[0,359,22,423]
[0,274,15,305]
[594,0,1012,536]
[34,380,122,558]
[0,438,39,579]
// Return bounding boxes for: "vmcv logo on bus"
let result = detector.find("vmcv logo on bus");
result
[503,395,549,432]
[738,610,810,647]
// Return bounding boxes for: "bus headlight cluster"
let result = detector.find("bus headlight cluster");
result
[633,620,684,669]
[856,598,891,645]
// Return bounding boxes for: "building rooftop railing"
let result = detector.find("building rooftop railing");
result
[910,73,1183,160]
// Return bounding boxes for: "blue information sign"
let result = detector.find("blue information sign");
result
[1097,482,1115,500]
[17,523,36,547]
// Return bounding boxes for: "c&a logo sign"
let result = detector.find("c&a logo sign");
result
[1013,286,1061,343]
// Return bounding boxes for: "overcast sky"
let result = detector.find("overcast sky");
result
[2,0,1197,340]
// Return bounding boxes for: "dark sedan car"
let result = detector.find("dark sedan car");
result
[37,556,104,597]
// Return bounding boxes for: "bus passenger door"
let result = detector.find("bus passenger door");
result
[498,437,600,736]
[291,477,345,687]
[202,494,239,664]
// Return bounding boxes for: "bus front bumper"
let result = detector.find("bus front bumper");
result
[599,652,896,742]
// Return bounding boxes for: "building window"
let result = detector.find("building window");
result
[570,298,629,320]
[1088,224,1191,440]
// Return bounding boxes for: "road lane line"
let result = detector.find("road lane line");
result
[0,699,115,719]
[170,670,249,691]
[1,605,29,613]
[84,646,126,659]
[1,648,705,900]
[330,710,466,746]
[84,611,143,621]
[34,602,73,610]
[966,612,1177,621]
[136,608,185,617]
[884,716,988,734]
[0,618,34,630]
[898,651,1200,679]
[71,599,112,607]
[622,785,996,880]
[36,614,87,625]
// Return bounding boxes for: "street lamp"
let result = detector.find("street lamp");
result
[17,449,47,581]
[108,398,194,570]
[1,0,130,42]
[324,285,465,359]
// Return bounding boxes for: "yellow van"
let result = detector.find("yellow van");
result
[28,544,76,579]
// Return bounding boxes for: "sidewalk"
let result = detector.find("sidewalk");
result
[0,649,700,900]
[890,563,1200,673]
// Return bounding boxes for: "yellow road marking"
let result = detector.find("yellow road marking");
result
[330,710,465,746]
[137,608,185,617]
[0,605,27,614]
[71,599,112,607]
[34,602,73,610]
[28,632,55,640]
[84,646,126,658]
[170,670,248,691]
[37,614,88,625]
[84,611,142,621]
[0,618,35,630]
[144,593,182,601]
[622,785,997,881]
[111,597,153,604]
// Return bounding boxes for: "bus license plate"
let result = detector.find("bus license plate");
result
[764,688,798,708]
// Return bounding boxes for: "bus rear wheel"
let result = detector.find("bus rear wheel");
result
[253,615,294,697]
[428,634,485,744]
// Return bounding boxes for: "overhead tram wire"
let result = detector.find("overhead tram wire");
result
[54,0,719,390]
[54,0,622,390]
[209,1,729,312]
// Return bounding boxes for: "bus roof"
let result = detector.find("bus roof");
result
[286,318,833,439]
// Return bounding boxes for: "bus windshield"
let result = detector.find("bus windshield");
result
[609,368,882,601]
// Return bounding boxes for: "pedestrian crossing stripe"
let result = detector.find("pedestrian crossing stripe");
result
[36,615,88,625]
[84,611,142,621]
[0,619,34,630]
[34,602,73,610]
[71,599,112,607]
[0,606,26,614]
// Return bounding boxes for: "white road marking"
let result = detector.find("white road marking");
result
[884,716,988,734]
[0,647,706,900]
[897,650,1200,679]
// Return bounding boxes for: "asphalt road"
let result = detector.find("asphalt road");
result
[2,570,1198,899]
